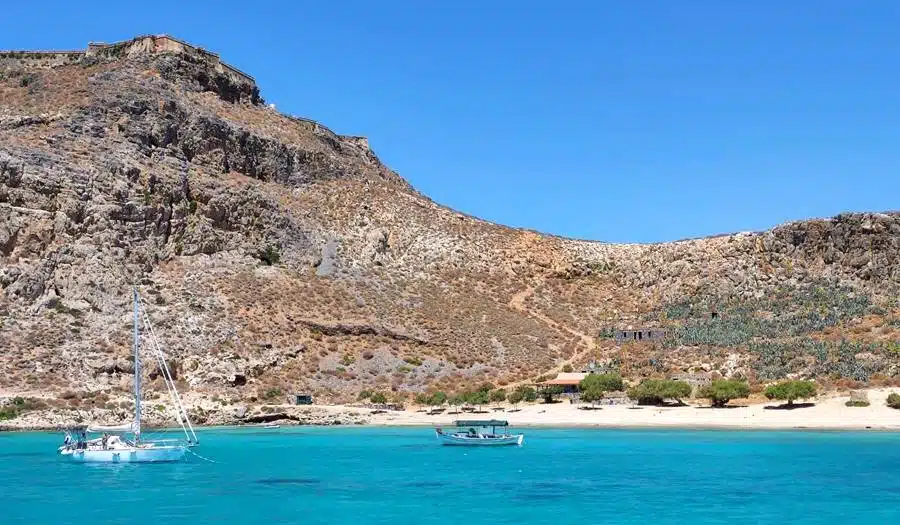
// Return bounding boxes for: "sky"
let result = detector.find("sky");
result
[2,1,898,243]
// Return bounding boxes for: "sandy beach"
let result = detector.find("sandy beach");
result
[4,388,900,432]
[364,388,900,430]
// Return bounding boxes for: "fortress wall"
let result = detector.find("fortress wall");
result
[0,35,255,89]
[87,35,255,87]
[0,51,84,71]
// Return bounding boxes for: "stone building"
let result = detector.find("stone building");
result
[613,328,668,343]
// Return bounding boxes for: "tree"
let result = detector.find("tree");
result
[414,393,429,406]
[490,389,506,404]
[627,379,692,406]
[520,386,538,402]
[507,389,525,409]
[541,385,565,403]
[764,380,817,407]
[887,393,900,409]
[561,364,573,373]
[370,392,387,404]
[698,379,750,408]
[468,389,490,410]
[449,394,466,413]
[580,384,605,407]
[578,373,623,408]
[428,391,447,407]
[580,373,624,393]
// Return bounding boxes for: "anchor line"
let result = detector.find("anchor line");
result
[186,447,220,464]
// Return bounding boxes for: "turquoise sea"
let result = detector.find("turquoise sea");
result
[3,427,900,524]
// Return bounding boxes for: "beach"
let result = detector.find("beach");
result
[4,388,900,432]
[365,388,900,430]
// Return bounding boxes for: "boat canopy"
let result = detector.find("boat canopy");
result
[454,420,508,427]
[87,422,135,433]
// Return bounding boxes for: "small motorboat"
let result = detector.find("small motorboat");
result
[435,419,524,446]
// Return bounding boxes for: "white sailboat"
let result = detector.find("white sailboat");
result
[58,287,199,463]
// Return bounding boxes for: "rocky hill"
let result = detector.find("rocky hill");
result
[1,36,899,425]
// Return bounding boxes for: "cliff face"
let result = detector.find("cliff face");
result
[1,38,899,417]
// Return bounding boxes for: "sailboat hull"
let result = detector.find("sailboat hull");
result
[67,446,187,463]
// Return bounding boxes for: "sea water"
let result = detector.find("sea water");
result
[3,427,900,524]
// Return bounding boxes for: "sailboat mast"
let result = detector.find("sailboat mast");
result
[133,286,142,441]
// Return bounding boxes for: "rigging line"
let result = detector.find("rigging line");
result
[136,296,189,428]
[137,295,199,444]
[186,447,220,464]
[143,315,194,444]
[138,308,190,443]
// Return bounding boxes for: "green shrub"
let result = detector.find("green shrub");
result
[580,373,624,392]
[579,373,624,406]
[449,394,467,407]
[489,390,506,403]
[507,389,524,407]
[358,390,373,400]
[370,392,387,404]
[541,385,564,403]
[844,400,870,407]
[513,385,537,403]
[468,390,490,407]
[887,393,900,409]
[262,388,282,400]
[698,379,750,408]
[627,379,692,405]
[561,364,573,373]
[428,391,447,406]
[258,245,281,266]
[0,406,17,420]
[581,384,605,405]
[764,380,817,406]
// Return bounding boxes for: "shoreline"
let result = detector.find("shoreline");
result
[4,388,899,434]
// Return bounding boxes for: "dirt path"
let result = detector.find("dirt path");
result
[506,282,598,386]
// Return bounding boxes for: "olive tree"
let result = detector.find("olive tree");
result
[578,373,624,407]
[507,389,525,409]
[541,385,565,403]
[490,389,507,404]
[698,379,750,408]
[627,379,692,406]
[764,380,817,407]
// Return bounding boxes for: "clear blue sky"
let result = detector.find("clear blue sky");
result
[3,1,898,243]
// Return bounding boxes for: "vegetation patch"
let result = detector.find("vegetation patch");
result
[627,379,691,406]
[698,379,750,408]
[764,380,817,407]
[662,281,875,348]
[887,393,900,409]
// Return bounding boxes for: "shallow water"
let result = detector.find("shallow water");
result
[3,427,900,524]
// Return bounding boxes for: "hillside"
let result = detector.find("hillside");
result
[1,36,899,425]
